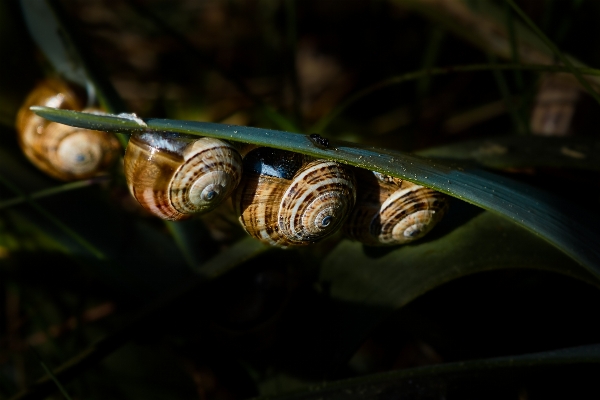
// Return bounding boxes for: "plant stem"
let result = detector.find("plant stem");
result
[0,177,108,210]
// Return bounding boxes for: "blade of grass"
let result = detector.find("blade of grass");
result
[31,107,600,278]
[43,0,127,115]
[0,177,109,210]
[19,0,88,88]
[487,53,528,134]
[504,1,524,90]
[416,26,445,99]
[502,0,536,135]
[505,0,600,106]
[165,221,201,269]
[252,344,600,400]
[0,173,107,260]
[35,353,73,400]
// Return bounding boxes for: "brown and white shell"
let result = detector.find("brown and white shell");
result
[16,79,121,181]
[344,170,448,246]
[124,132,243,221]
[234,148,356,247]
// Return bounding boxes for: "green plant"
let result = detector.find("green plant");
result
[1,0,599,399]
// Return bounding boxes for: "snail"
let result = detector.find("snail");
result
[530,73,581,136]
[233,147,356,247]
[343,169,448,246]
[15,78,121,181]
[124,132,243,221]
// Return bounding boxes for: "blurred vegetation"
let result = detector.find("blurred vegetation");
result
[1,0,600,399]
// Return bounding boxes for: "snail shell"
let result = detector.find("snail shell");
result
[344,170,448,245]
[16,79,121,181]
[234,148,356,247]
[124,132,243,221]
[530,73,580,136]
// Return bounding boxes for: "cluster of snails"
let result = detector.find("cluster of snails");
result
[122,132,449,248]
[17,79,449,248]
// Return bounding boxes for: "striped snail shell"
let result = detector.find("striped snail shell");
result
[16,78,121,181]
[344,170,448,246]
[234,148,356,247]
[124,132,243,221]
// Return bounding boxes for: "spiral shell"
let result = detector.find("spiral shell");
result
[16,79,121,181]
[234,148,356,247]
[344,170,448,246]
[124,132,243,221]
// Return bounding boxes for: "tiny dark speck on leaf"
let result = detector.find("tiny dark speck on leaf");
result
[309,133,329,149]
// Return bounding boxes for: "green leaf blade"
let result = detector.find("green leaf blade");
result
[30,107,600,277]
[316,208,598,372]
[253,344,600,400]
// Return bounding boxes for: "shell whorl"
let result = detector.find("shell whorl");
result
[124,132,243,221]
[234,148,356,247]
[16,79,120,180]
[344,170,448,246]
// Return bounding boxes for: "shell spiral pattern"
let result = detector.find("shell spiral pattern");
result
[124,132,243,221]
[344,170,449,246]
[18,80,448,242]
[234,148,356,247]
[16,79,121,181]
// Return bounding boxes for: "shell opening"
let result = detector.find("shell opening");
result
[204,188,217,201]
[283,188,354,244]
[169,138,242,216]
[310,200,340,233]
[55,131,103,176]
[389,209,440,244]
[184,171,234,213]
[404,225,423,237]
[277,160,356,245]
